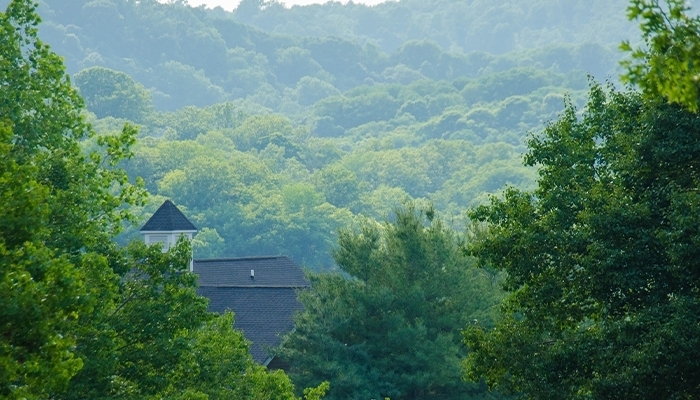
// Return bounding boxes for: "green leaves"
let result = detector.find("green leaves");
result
[281,205,503,399]
[0,2,323,399]
[621,0,700,112]
[63,239,206,399]
[0,242,86,399]
[74,67,154,123]
[465,83,700,399]
[0,0,127,395]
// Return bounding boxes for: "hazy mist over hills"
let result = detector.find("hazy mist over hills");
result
[22,0,644,110]
[169,0,391,11]
[7,1,700,398]
[3,0,690,267]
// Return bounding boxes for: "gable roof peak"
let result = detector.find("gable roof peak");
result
[140,200,197,232]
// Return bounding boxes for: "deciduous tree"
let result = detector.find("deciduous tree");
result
[621,0,700,111]
[74,66,154,122]
[0,0,142,397]
[464,83,700,399]
[0,3,325,398]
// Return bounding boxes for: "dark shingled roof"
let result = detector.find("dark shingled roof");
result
[198,287,304,363]
[193,256,309,363]
[194,256,308,287]
[140,200,197,232]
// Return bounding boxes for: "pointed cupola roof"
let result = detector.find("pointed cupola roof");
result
[140,200,197,232]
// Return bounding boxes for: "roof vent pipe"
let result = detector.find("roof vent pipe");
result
[250,269,255,279]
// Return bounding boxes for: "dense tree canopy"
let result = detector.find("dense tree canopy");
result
[0,1,142,395]
[8,0,700,398]
[279,206,504,399]
[74,66,153,122]
[5,0,612,271]
[463,83,700,399]
[233,0,639,55]
[0,1,323,398]
[23,0,616,112]
[58,239,308,399]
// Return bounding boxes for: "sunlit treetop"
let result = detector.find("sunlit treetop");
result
[621,0,700,112]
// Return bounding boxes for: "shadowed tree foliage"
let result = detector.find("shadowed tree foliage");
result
[464,83,700,399]
[58,239,313,400]
[280,205,504,400]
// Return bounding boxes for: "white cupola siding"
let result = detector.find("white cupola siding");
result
[140,200,198,271]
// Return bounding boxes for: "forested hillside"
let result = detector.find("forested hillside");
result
[230,0,639,54]
[28,0,624,110]
[5,0,700,399]
[11,0,676,269]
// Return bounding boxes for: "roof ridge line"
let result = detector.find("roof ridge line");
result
[194,255,287,262]
[198,285,309,288]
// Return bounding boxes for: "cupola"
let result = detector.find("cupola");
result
[140,200,198,271]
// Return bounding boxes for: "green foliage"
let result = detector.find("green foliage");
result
[32,0,623,114]
[621,0,700,112]
[150,61,227,110]
[57,239,308,399]
[460,68,558,105]
[302,381,330,400]
[121,96,540,269]
[0,123,85,396]
[0,0,143,397]
[391,40,443,71]
[274,46,326,86]
[312,165,361,209]
[293,77,341,106]
[182,312,301,400]
[464,83,700,399]
[230,114,298,154]
[60,239,209,398]
[192,227,226,259]
[74,66,153,122]
[314,90,401,131]
[237,0,636,55]
[0,3,314,399]
[153,101,245,140]
[280,205,503,399]
[32,0,595,271]
[134,138,351,268]
[67,201,318,395]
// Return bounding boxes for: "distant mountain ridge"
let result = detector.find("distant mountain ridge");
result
[226,0,643,53]
[3,0,649,112]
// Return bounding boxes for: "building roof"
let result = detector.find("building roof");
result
[198,286,304,363]
[140,200,197,232]
[193,256,309,363]
[194,256,308,287]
